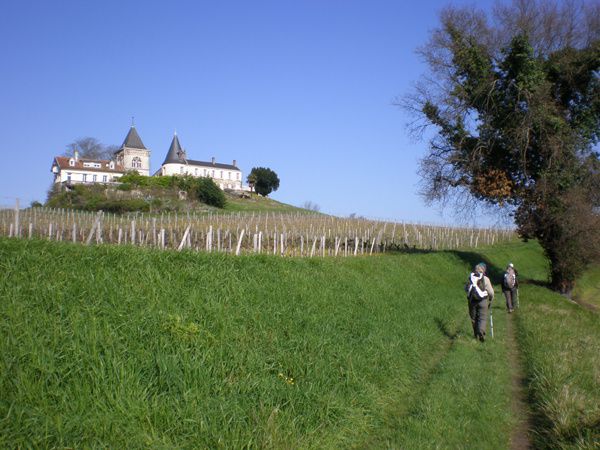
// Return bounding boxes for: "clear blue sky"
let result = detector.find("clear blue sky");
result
[0,0,499,224]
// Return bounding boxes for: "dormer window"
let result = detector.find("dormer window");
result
[69,158,75,166]
[109,161,115,169]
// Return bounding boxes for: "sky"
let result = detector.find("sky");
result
[0,0,503,225]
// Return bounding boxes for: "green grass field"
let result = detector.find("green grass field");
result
[478,243,600,449]
[223,192,311,213]
[572,266,600,310]
[1,238,598,448]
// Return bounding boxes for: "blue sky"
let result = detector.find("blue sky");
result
[0,0,500,224]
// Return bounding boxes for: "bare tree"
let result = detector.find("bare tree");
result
[64,137,116,160]
[302,201,321,212]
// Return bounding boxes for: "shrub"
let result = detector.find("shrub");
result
[193,177,226,208]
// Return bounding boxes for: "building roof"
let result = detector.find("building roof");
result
[121,126,146,150]
[52,156,125,174]
[186,159,239,170]
[161,134,240,170]
[162,134,185,165]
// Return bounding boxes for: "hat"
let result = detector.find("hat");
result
[508,263,514,268]
[475,262,487,273]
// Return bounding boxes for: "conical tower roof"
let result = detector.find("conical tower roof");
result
[121,126,146,149]
[162,133,186,165]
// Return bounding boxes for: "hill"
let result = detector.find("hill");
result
[46,178,311,215]
[223,191,313,213]
[0,238,598,448]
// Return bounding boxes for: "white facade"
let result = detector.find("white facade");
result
[51,156,124,185]
[161,162,243,190]
[51,126,249,192]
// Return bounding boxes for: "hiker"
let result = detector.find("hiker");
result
[466,262,495,342]
[502,263,518,313]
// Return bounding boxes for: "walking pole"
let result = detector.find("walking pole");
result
[489,302,494,338]
[516,289,520,308]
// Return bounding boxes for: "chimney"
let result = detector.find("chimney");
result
[233,159,237,167]
[74,149,79,161]
[211,157,215,165]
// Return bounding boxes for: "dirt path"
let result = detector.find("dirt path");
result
[505,311,532,449]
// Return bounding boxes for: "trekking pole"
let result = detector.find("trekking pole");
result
[516,289,520,308]
[489,303,494,338]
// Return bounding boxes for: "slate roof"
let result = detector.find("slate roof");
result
[52,156,125,173]
[186,159,239,170]
[121,126,146,149]
[161,134,240,170]
[162,134,185,165]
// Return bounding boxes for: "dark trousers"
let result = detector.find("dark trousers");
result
[503,288,517,311]
[468,297,488,339]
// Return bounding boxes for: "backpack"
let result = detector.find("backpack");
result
[503,269,516,290]
[466,273,488,301]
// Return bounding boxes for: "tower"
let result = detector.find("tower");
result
[114,125,151,176]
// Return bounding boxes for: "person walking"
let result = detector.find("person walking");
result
[502,263,518,313]
[466,263,495,342]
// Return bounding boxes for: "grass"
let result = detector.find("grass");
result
[1,237,598,448]
[572,265,600,309]
[0,238,516,448]
[223,192,310,213]
[478,242,600,449]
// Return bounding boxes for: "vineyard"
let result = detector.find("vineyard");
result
[0,202,515,256]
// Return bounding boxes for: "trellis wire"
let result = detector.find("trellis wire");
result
[0,203,516,257]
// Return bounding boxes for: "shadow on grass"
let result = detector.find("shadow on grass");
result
[434,317,459,341]
[385,245,436,255]
[451,250,505,285]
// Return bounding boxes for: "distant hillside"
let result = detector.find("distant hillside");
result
[223,192,314,214]
[46,180,311,215]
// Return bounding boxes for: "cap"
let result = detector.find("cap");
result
[508,263,514,268]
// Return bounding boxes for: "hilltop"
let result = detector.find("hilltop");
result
[45,179,311,215]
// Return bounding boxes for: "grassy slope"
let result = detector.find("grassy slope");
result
[573,265,600,309]
[223,193,310,213]
[477,242,600,449]
[0,238,515,448]
[1,238,598,448]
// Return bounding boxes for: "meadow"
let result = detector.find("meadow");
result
[0,237,598,448]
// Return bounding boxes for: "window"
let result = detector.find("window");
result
[203,169,207,176]
[103,175,107,182]
[195,168,198,175]
[211,170,215,177]
[228,172,231,179]
[109,161,114,169]
[82,174,87,182]
[67,173,72,182]
[236,173,240,180]
[132,157,142,169]
[92,174,97,182]
[220,170,223,179]
[180,166,184,174]
[69,159,75,166]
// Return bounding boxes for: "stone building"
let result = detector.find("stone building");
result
[158,133,243,190]
[51,125,245,191]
